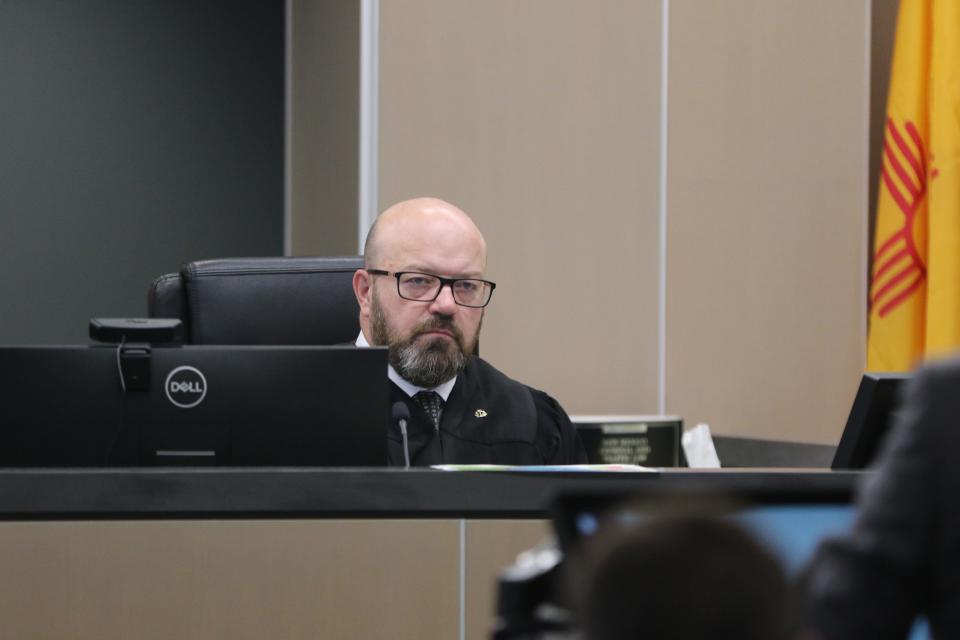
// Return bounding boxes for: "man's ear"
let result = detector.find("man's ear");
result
[353,269,372,316]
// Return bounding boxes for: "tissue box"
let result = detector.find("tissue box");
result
[572,415,683,467]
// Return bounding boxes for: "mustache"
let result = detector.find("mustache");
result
[414,315,464,343]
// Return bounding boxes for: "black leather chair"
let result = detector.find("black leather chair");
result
[148,256,363,344]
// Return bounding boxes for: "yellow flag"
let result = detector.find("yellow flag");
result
[867,0,960,371]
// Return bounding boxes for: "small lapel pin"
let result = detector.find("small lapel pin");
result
[474,409,488,418]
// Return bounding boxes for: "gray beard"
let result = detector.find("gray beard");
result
[392,333,466,388]
[370,293,473,388]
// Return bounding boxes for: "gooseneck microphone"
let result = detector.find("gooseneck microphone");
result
[392,401,411,469]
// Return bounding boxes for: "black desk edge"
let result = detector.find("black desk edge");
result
[0,467,865,521]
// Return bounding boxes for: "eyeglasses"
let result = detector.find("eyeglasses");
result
[367,269,496,308]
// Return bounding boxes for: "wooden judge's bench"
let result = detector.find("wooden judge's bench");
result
[0,467,859,640]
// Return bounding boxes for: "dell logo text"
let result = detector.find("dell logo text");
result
[169,381,203,393]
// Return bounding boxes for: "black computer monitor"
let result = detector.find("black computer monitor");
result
[831,372,909,470]
[551,488,855,576]
[0,345,388,467]
[550,490,929,639]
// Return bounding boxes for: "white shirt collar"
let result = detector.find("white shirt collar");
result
[355,331,456,401]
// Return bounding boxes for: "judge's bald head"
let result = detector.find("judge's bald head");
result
[362,197,487,271]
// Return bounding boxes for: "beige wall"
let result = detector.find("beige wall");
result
[664,0,870,443]
[0,519,548,640]
[375,0,895,444]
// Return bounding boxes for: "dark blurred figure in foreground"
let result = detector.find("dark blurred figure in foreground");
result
[806,359,960,638]
[577,514,800,640]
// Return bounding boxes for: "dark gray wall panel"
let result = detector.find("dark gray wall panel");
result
[0,1,283,343]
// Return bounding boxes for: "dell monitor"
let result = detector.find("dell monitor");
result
[0,344,389,467]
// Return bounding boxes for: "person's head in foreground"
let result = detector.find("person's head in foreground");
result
[578,513,800,640]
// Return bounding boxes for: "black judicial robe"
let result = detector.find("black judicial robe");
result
[387,356,586,466]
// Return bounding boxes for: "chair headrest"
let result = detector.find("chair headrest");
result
[178,256,363,345]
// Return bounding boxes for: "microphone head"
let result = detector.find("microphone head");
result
[391,401,410,423]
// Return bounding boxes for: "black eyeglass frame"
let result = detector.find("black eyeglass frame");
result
[366,269,497,308]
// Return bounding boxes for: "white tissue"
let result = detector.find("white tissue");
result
[681,423,721,468]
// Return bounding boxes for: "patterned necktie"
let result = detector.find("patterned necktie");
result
[414,391,444,429]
